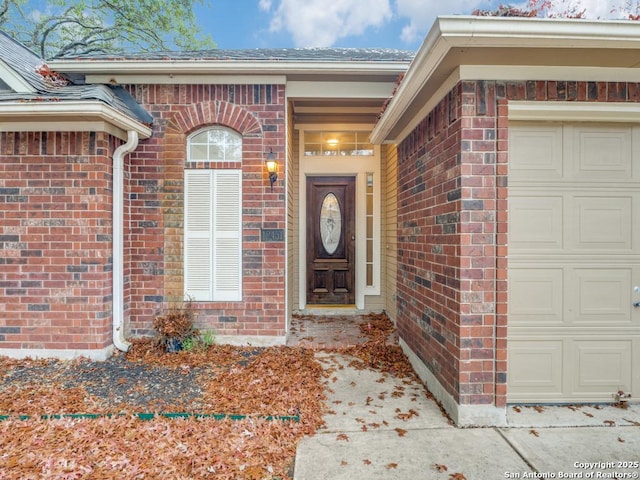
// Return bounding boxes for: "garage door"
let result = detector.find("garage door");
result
[508,122,640,403]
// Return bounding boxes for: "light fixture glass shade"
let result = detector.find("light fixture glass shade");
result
[266,159,277,173]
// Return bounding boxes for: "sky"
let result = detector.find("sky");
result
[196,0,638,51]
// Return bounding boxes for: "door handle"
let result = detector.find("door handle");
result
[634,301,640,308]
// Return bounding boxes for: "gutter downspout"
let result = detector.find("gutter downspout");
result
[112,130,139,352]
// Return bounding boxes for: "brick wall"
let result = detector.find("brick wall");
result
[0,131,115,352]
[397,80,640,409]
[125,84,287,338]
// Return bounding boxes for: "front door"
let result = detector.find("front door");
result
[306,176,355,305]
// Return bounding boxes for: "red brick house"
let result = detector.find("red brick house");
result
[1,16,639,425]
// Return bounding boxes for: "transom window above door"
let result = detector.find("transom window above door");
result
[188,126,242,162]
[304,131,373,156]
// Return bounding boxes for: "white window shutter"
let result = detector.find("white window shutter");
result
[184,170,213,301]
[212,170,242,301]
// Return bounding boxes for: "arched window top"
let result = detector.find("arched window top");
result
[188,126,242,163]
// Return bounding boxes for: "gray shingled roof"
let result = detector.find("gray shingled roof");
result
[0,31,152,125]
[61,47,415,63]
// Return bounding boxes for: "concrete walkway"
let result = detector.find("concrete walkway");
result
[294,352,640,480]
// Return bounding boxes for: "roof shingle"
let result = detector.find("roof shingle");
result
[60,47,415,63]
[0,31,152,125]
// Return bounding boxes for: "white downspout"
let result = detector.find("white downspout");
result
[113,130,139,352]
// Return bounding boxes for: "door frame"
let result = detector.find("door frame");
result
[297,125,381,310]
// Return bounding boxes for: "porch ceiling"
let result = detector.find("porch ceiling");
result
[291,97,386,124]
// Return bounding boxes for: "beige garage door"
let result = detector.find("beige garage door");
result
[508,122,640,403]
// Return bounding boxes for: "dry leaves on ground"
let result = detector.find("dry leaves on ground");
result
[1,415,306,479]
[0,343,326,479]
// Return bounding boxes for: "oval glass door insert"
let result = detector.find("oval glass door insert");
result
[320,193,341,254]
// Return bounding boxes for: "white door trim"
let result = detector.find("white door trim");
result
[297,126,381,310]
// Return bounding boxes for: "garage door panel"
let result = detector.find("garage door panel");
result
[508,340,563,398]
[571,126,632,181]
[509,268,563,325]
[510,196,563,251]
[571,340,632,396]
[571,268,632,324]
[571,196,632,251]
[509,126,563,181]
[508,122,640,404]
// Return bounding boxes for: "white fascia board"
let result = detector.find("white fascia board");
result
[0,101,152,140]
[287,80,395,99]
[0,61,37,93]
[371,15,640,144]
[84,74,287,85]
[436,15,640,49]
[49,59,409,77]
[370,19,451,144]
[378,68,461,146]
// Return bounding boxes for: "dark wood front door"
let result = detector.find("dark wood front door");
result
[306,176,355,305]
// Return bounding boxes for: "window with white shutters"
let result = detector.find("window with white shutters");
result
[184,128,242,301]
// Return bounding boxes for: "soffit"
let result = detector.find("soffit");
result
[371,15,640,144]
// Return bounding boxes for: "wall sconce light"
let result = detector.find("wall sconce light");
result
[265,148,278,191]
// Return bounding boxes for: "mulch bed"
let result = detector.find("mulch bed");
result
[0,343,289,417]
[0,313,419,479]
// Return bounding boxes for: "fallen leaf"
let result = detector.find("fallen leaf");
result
[363,459,372,465]
[449,473,467,480]
[533,405,545,413]
[604,420,616,427]
[395,428,407,437]
[386,463,398,470]
[529,429,539,437]
[434,463,448,472]
[583,412,593,418]
[337,433,349,442]
[512,406,521,413]
[341,460,348,466]
[618,437,625,443]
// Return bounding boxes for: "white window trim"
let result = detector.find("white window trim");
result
[187,126,242,163]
